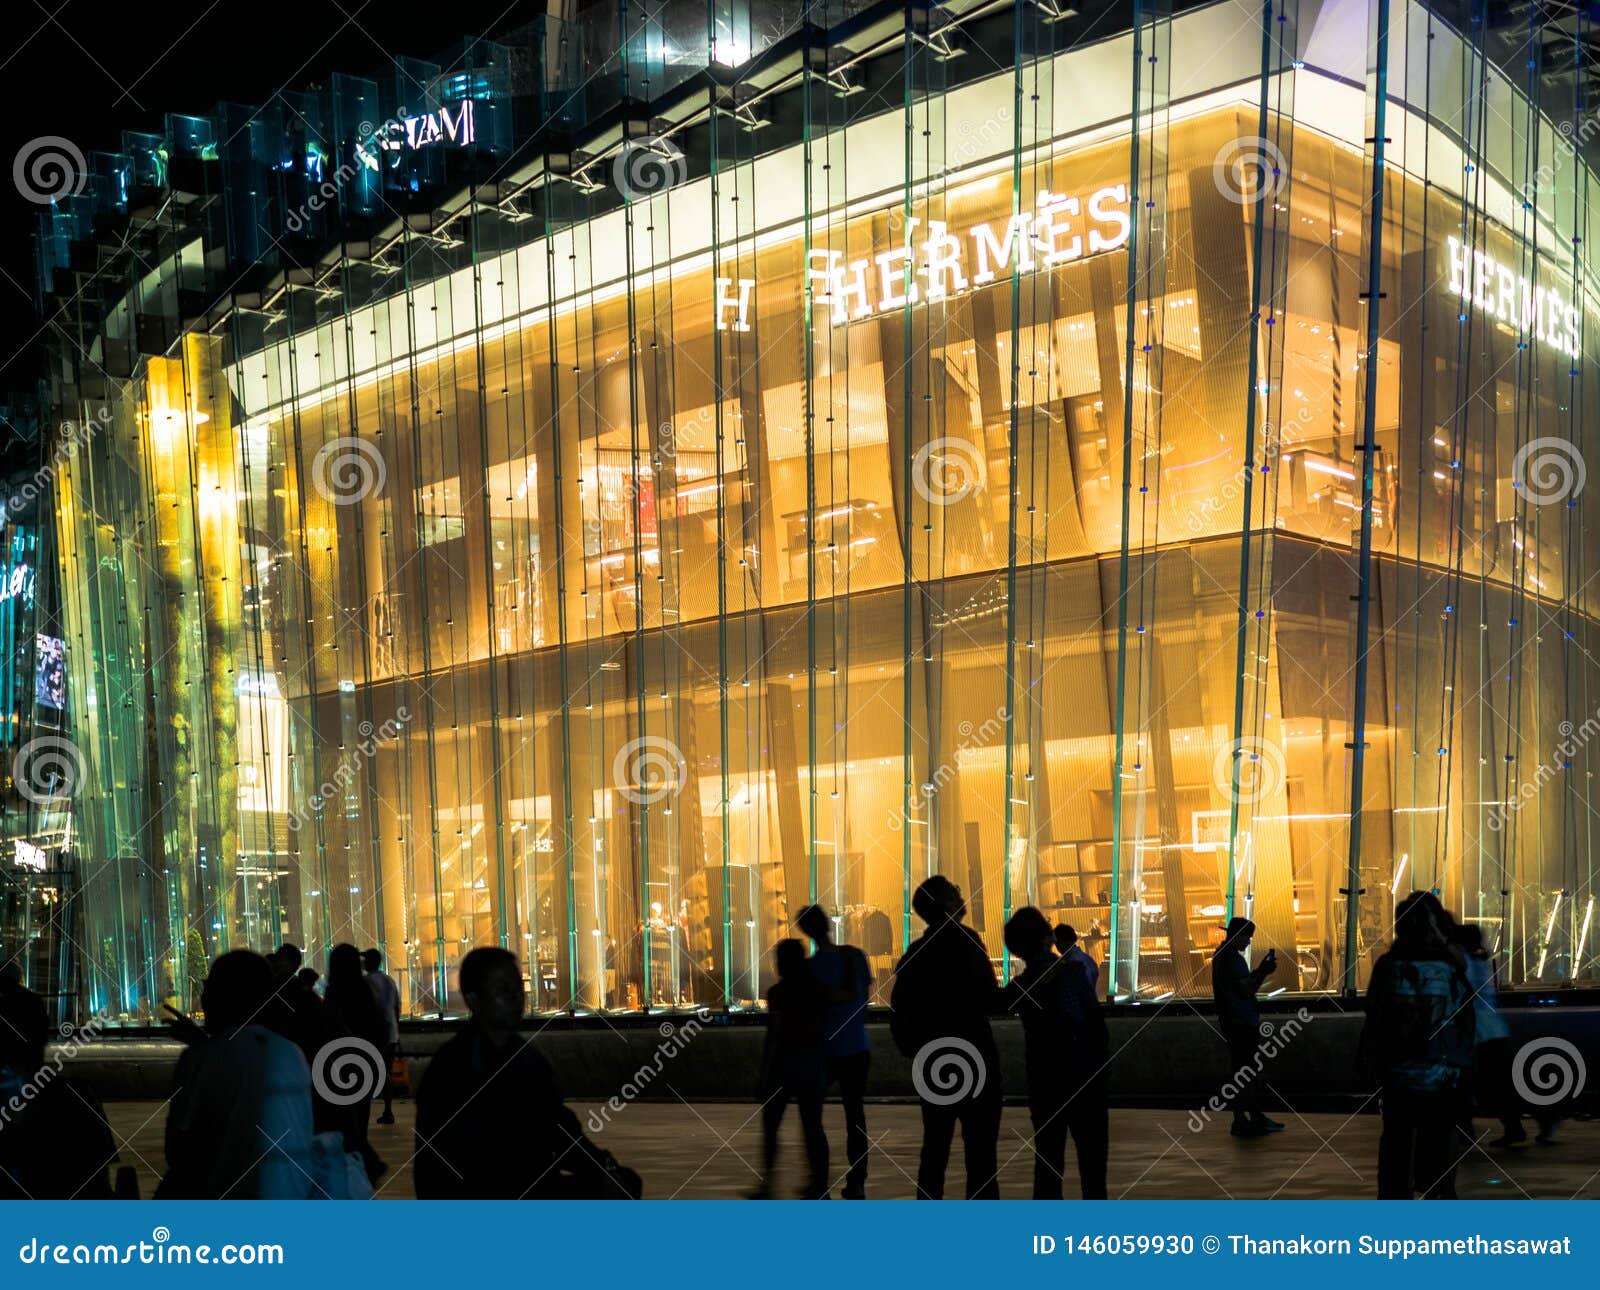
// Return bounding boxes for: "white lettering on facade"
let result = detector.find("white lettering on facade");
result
[805,184,1132,323]
[356,99,477,172]
[1446,235,1581,360]
[714,277,755,332]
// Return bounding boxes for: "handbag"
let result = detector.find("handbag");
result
[388,1053,412,1097]
[308,1130,374,1200]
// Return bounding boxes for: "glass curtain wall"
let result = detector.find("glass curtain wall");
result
[47,0,1600,1020]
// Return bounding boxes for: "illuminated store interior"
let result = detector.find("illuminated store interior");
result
[38,0,1600,1019]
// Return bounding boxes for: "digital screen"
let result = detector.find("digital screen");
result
[34,634,65,710]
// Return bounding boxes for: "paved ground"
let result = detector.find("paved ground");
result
[104,1100,1599,1200]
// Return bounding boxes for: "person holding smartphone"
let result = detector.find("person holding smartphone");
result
[1210,917,1284,1137]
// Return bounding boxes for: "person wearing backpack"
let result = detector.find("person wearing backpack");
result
[1360,891,1475,1198]
[795,903,873,1199]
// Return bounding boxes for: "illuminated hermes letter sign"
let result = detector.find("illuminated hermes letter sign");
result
[1445,235,1581,361]
[715,277,754,332]
[808,184,1131,323]
[356,99,477,171]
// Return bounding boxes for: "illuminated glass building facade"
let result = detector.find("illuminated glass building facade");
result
[38,0,1600,1021]
[0,434,74,1016]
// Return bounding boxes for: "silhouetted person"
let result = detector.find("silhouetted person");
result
[362,948,401,1125]
[263,942,325,1060]
[889,875,1001,1199]
[1003,907,1109,1198]
[1054,923,1100,991]
[159,950,314,1198]
[269,942,303,974]
[796,903,871,1198]
[753,938,830,1199]
[1450,923,1555,1147]
[1211,916,1282,1137]
[324,943,389,1184]
[260,950,355,1150]
[0,970,117,1198]
[1360,891,1475,1199]
[414,947,639,1198]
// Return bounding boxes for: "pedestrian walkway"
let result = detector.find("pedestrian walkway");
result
[100,1101,1599,1200]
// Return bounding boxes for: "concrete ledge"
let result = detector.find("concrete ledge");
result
[58,1004,1600,1107]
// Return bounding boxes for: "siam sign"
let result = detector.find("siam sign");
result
[1445,235,1582,361]
[808,184,1132,323]
[356,99,476,171]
